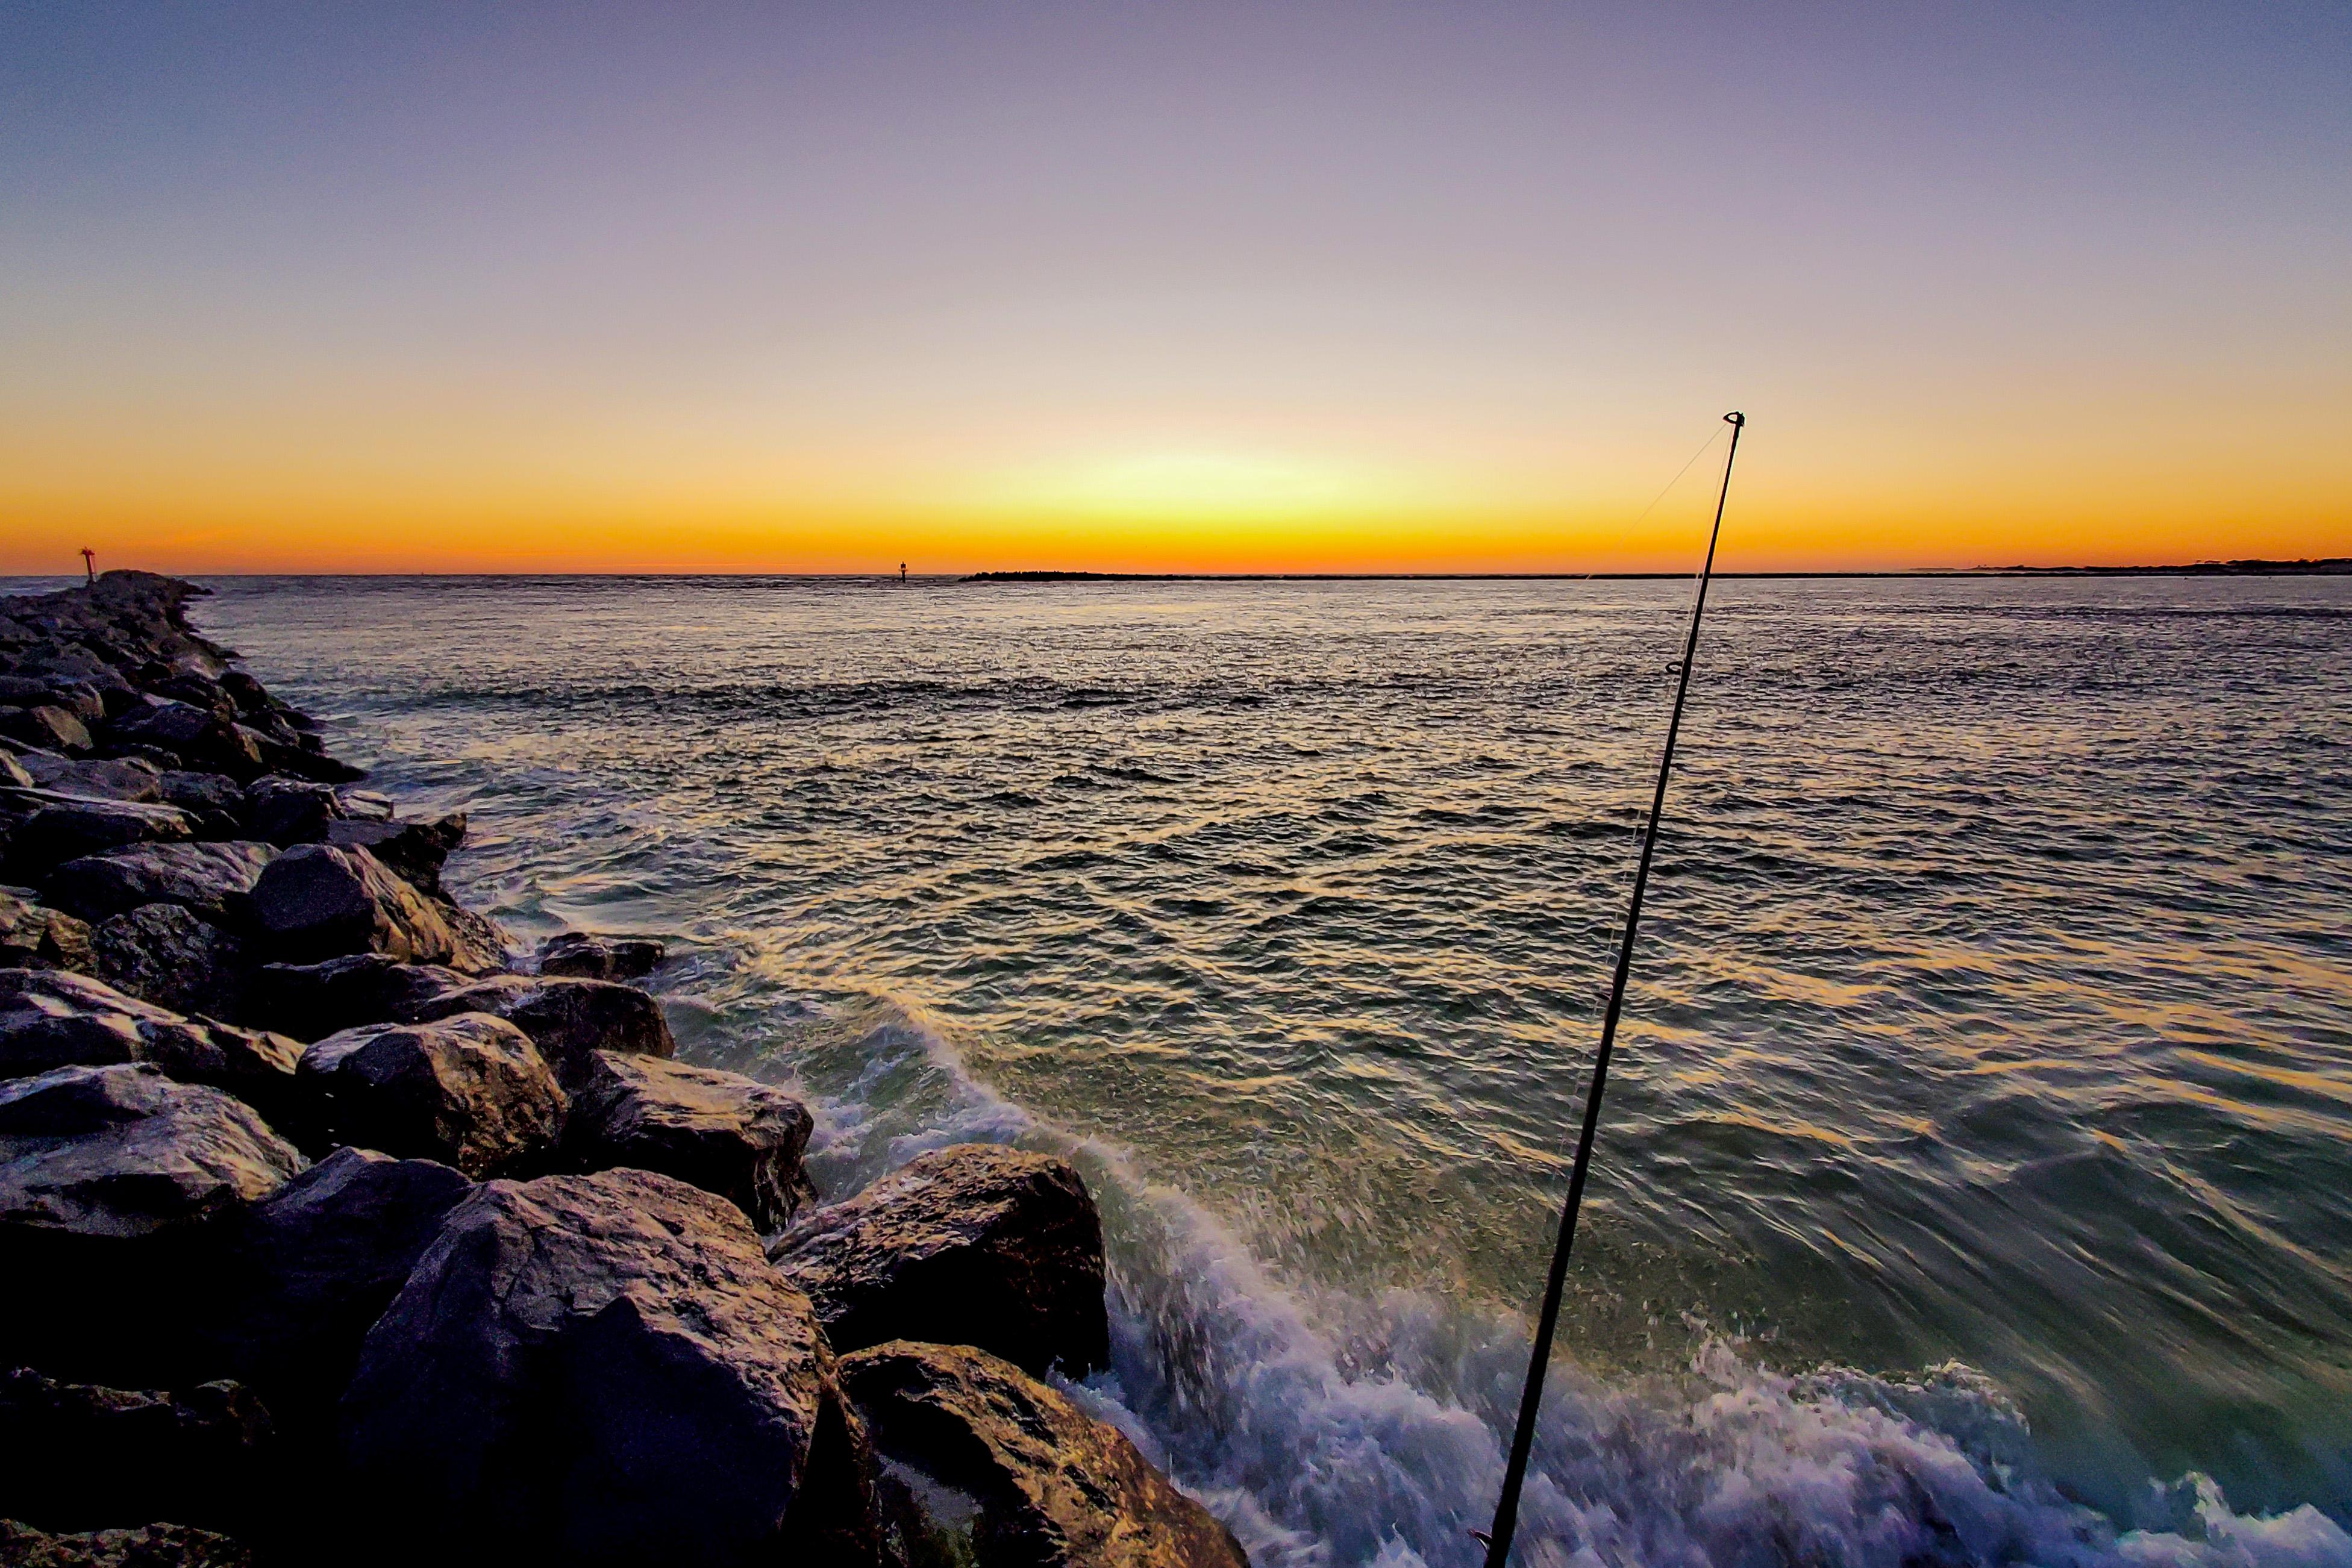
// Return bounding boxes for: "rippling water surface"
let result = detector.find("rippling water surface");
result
[187,573,2351,1567]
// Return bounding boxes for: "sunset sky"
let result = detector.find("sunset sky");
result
[3,3,2346,575]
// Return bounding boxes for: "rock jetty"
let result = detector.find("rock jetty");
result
[0,573,1236,1568]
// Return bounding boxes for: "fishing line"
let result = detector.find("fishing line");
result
[1478,410,1748,1568]
[1623,423,1728,537]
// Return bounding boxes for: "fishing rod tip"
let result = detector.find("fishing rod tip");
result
[1724,410,1745,426]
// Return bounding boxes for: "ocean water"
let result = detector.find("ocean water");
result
[172,573,2352,1566]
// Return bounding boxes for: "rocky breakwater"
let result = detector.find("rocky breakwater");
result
[0,573,1243,1568]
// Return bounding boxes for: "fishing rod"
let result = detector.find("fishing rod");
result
[1477,410,1747,1568]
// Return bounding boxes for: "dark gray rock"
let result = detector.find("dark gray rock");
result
[0,889,93,972]
[195,1148,474,1437]
[408,975,674,1089]
[238,777,341,846]
[156,772,242,815]
[339,1167,881,1567]
[0,1520,252,1567]
[0,1063,304,1385]
[248,731,366,786]
[102,702,264,781]
[326,813,464,899]
[246,844,502,972]
[0,705,93,754]
[561,1051,815,1231]
[769,1145,1109,1377]
[0,970,302,1117]
[91,904,245,1021]
[840,1341,1249,1568]
[15,755,163,804]
[538,931,665,981]
[0,1369,275,1538]
[297,1014,563,1176]
[42,841,276,925]
[235,955,471,1042]
[6,797,193,875]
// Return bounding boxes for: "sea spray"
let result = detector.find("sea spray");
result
[775,993,2352,1568]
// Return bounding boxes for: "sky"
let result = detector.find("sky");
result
[2,2,2347,575]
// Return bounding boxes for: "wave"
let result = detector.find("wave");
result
[769,999,2352,1568]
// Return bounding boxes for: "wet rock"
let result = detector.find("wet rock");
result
[91,904,245,1021]
[408,975,674,1089]
[0,970,302,1117]
[0,1520,252,1567]
[0,704,93,754]
[42,842,276,925]
[538,931,665,981]
[102,702,264,781]
[0,889,93,971]
[249,732,366,786]
[0,1369,274,1538]
[245,844,502,972]
[339,1167,880,1567]
[236,955,471,1042]
[5,797,193,876]
[13,755,163,804]
[326,813,464,899]
[297,1013,563,1176]
[840,1341,1248,1568]
[561,1051,815,1231]
[156,772,242,816]
[0,750,33,789]
[0,1064,304,1384]
[769,1145,1109,1377]
[195,1148,474,1437]
[237,778,340,846]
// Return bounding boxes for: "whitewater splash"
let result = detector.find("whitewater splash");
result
[761,997,2352,1568]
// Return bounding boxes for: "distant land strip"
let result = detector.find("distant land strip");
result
[962,558,2351,583]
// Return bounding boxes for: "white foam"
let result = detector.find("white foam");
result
[791,999,2352,1568]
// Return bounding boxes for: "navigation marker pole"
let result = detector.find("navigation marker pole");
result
[1478,410,1746,1568]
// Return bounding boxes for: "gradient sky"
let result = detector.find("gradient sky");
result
[3,2,2347,574]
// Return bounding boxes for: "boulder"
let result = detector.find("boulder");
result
[840,1341,1248,1568]
[561,1051,815,1231]
[0,1369,274,1537]
[42,842,277,925]
[6,798,193,875]
[0,890,93,971]
[769,1145,1109,1377]
[245,845,501,972]
[238,778,340,846]
[326,813,464,899]
[408,975,674,1089]
[235,955,471,1042]
[91,904,245,1020]
[0,1520,252,1567]
[297,1014,563,1176]
[0,970,302,1117]
[339,1168,881,1567]
[195,1148,474,1437]
[13,755,162,804]
[101,702,263,781]
[538,931,665,981]
[0,704,93,754]
[156,772,242,816]
[0,1064,304,1384]
[0,749,32,789]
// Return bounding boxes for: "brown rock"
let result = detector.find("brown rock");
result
[769,1145,1109,1377]
[561,1051,815,1231]
[840,1340,1247,1568]
[245,845,502,972]
[407,975,674,1089]
[339,1168,881,1566]
[297,1014,563,1177]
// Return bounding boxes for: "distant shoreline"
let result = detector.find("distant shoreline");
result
[963,559,2352,583]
